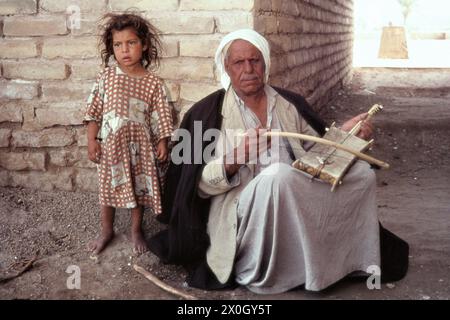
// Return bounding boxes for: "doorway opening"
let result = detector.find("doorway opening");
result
[353,0,450,68]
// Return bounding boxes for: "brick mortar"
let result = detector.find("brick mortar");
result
[257,12,352,25]
[257,1,353,18]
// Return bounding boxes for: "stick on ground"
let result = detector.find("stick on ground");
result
[133,264,198,300]
[0,252,39,284]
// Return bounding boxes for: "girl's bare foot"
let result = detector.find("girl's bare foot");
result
[131,229,148,255]
[130,206,147,254]
[87,231,114,255]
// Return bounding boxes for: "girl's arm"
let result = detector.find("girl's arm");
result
[156,137,169,162]
[84,71,105,164]
[87,121,102,163]
[153,80,174,143]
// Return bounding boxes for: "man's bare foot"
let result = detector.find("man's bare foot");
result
[131,229,148,255]
[87,231,114,255]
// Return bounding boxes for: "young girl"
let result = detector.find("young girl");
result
[84,13,173,255]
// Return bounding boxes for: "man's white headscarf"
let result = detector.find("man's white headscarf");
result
[214,29,271,90]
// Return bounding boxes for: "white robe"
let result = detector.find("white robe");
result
[235,161,380,293]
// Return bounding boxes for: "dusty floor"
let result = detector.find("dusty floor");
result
[0,68,449,300]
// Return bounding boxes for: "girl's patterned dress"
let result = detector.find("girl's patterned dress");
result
[84,66,173,213]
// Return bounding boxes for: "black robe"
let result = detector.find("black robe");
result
[149,88,409,289]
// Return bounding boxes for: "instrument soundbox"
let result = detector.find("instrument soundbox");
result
[291,104,385,191]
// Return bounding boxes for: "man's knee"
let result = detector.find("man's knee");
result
[258,163,295,186]
[351,162,377,189]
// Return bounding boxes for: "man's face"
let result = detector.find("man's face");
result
[225,40,265,97]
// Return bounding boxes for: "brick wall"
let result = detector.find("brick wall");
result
[0,0,353,192]
[255,0,354,109]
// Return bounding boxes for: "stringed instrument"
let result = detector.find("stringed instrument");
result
[267,104,387,191]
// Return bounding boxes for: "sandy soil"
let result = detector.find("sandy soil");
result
[1,69,449,300]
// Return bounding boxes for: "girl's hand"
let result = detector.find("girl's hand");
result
[88,140,102,163]
[156,138,169,162]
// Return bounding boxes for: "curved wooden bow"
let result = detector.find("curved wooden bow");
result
[264,131,390,169]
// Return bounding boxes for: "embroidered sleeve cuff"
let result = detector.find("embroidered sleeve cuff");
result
[198,158,241,197]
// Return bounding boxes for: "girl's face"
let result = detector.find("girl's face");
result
[112,27,147,68]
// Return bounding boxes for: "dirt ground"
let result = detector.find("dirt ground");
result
[1,68,449,300]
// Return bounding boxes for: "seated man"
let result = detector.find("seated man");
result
[150,29,408,294]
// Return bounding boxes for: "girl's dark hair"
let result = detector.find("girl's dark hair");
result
[99,12,162,70]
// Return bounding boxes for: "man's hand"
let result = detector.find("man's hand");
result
[88,140,102,164]
[341,113,374,141]
[156,138,169,162]
[224,126,271,177]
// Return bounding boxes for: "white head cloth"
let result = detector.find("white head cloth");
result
[214,29,271,90]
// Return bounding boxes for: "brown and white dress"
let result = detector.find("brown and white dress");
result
[84,66,173,213]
